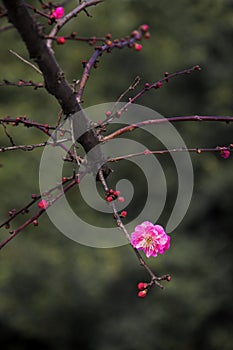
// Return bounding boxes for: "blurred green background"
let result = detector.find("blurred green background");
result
[0,0,233,349]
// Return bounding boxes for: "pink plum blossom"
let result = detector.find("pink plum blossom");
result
[52,7,65,19]
[130,221,170,258]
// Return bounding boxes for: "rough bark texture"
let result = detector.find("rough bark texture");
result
[3,0,110,176]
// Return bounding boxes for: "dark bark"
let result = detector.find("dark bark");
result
[3,0,110,176]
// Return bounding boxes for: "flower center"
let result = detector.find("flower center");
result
[144,235,153,246]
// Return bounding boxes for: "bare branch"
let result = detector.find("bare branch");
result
[0,79,44,89]
[108,145,233,162]
[47,0,104,48]
[3,0,110,177]
[77,27,147,103]
[103,116,233,142]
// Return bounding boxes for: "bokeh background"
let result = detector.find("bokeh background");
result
[0,0,233,349]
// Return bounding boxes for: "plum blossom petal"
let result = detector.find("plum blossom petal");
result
[130,221,170,258]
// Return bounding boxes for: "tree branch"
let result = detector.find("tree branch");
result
[103,116,233,142]
[3,0,110,176]
[47,0,104,48]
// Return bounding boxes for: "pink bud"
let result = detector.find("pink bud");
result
[57,37,66,45]
[118,196,125,203]
[138,290,147,298]
[120,210,127,218]
[52,7,65,19]
[137,282,148,290]
[33,220,38,226]
[114,190,120,197]
[38,200,49,210]
[144,149,151,155]
[140,24,149,32]
[155,82,163,89]
[134,43,143,52]
[220,148,230,159]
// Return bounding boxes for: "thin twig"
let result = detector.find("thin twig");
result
[0,79,44,88]
[108,76,141,119]
[101,65,202,126]
[98,169,166,289]
[0,139,71,153]
[0,24,14,32]
[1,122,15,146]
[103,115,233,142]
[77,28,146,103]
[0,171,87,250]
[47,0,104,48]
[108,145,233,162]
[9,49,42,75]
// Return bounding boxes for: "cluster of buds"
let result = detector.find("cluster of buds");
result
[137,275,172,298]
[105,189,121,202]
[105,189,125,203]
[93,24,150,54]
[131,24,150,52]
[137,282,148,298]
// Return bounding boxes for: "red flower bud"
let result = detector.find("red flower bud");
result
[106,40,112,46]
[38,200,49,210]
[113,190,120,197]
[154,81,163,89]
[105,111,111,117]
[138,290,147,298]
[57,37,66,45]
[134,43,143,52]
[144,32,151,39]
[33,220,38,226]
[140,24,149,32]
[137,282,148,290]
[220,148,230,159]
